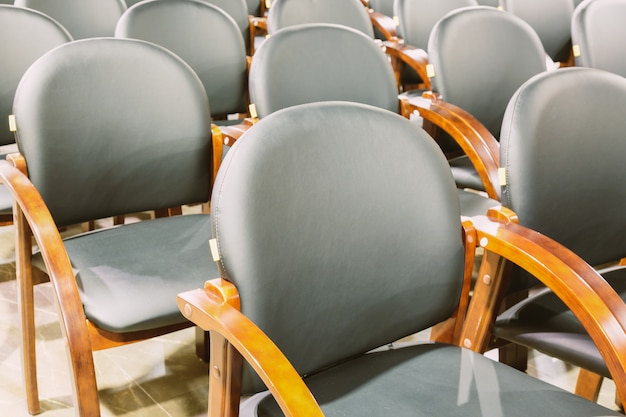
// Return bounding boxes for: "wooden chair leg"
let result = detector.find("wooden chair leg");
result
[575,368,603,402]
[15,211,40,414]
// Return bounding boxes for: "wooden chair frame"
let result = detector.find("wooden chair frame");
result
[177,206,626,417]
[1,154,201,416]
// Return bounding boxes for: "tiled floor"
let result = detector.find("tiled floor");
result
[0,219,620,416]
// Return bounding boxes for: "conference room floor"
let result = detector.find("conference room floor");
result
[0,214,620,416]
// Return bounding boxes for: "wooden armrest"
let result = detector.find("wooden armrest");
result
[382,41,431,91]
[404,92,500,199]
[368,10,398,41]
[177,279,324,417]
[0,160,99,415]
[461,207,626,403]
[249,16,268,55]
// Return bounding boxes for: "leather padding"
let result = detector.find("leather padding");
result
[395,0,478,50]
[249,23,399,118]
[211,101,465,393]
[500,67,626,266]
[13,38,212,227]
[0,5,72,146]
[116,0,248,117]
[428,6,547,138]
[571,0,626,77]
[14,0,126,39]
[266,0,374,37]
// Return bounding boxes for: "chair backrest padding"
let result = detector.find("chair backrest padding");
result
[428,6,547,139]
[14,0,127,39]
[0,5,72,146]
[501,0,574,63]
[394,0,478,50]
[116,0,248,117]
[571,0,626,77]
[501,67,626,266]
[249,23,399,118]
[13,38,212,227]
[267,0,374,37]
[211,101,465,392]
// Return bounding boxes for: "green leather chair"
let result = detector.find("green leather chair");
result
[177,100,626,417]
[14,0,126,39]
[0,4,73,225]
[409,5,548,198]
[2,37,217,416]
[571,0,626,78]
[486,67,626,404]
[500,0,575,67]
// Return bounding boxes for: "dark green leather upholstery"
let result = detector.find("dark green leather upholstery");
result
[0,5,72,215]
[572,0,626,78]
[501,0,574,64]
[116,0,249,119]
[249,23,399,118]
[266,0,374,37]
[202,0,252,54]
[211,101,620,415]
[496,67,626,380]
[395,0,478,51]
[428,6,547,191]
[13,38,216,333]
[0,5,72,147]
[14,0,126,39]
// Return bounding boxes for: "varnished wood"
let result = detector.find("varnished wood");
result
[367,10,398,41]
[177,279,324,417]
[466,208,626,403]
[406,92,501,199]
[0,160,101,417]
[575,368,604,401]
[383,42,431,91]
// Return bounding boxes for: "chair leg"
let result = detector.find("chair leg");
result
[575,368,603,402]
[15,212,40,414]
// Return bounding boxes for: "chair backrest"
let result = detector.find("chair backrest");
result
[249,23,399,118]
[211,100,465,393]
[12,38,212,227]
[428,6,547,139]
[571,0,626,77]
[246,0,262,16]
[369,0,394,16]
[266,0,374,37]
[202,0,252,54]
[394,0,478,51]
[0,5,72,147]
[116,0,248,118]
[501,0,574,64]
[14,0,126,39]
[500,67,626,266]
[476,0,499,5]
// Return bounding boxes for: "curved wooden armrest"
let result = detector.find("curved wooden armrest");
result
[249,16,268,55]
[212,120,257,184]
[177,279,324,417]
[368,10,398,41]
[382,41,431,91]
[405,92,500,199]
[0,160,99,415]
[462,208,626,402]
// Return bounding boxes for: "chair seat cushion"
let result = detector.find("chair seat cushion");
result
[242,343,618,416]
[495,267,626,378]
[457,189,498,217]
[34,213,217,333]
[449,155,485,193]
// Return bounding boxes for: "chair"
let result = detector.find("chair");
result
[408,5,547,199]
[200,0,257,56]
[500,0,575,67]
[473,67,626,404]
[0,4,73,226]
[476,0,499,5]
[13,0,126,39]
[4,37,218,416]
[359,0,400,41]
[116,0,250,183]
[245,23,498,218]
[177,100,626,417]
[571,0,626,78]
[392,0,479,92]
